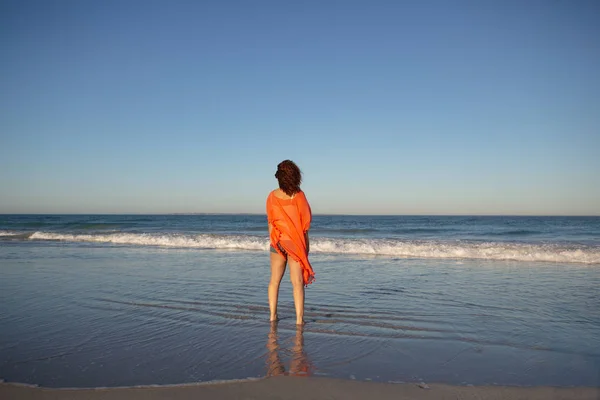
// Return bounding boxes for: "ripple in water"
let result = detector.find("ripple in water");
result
[0,243,599,387]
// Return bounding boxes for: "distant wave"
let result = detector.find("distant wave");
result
[485,229,540,236]
[17,231,600,264]
[311,228,379,234]
[391,227,458,234]
[1,222,126,230]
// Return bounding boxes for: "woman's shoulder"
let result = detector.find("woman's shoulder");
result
[296,190,308,200]
[267,189,283,203]
[271,189,292,200]
[270,188,307,201]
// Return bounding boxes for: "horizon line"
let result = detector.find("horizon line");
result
[1,212,599,217]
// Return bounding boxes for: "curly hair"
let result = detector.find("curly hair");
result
[275,160,302,196]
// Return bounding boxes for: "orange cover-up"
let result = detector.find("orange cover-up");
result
[266,190,315,286]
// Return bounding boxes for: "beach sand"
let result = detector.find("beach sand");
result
[1,377,597,400]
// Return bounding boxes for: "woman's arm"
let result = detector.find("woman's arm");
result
[305,231,310,254]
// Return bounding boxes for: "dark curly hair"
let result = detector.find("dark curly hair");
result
[275,160,302,196]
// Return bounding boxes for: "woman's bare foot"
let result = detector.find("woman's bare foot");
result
[270,315,279,322]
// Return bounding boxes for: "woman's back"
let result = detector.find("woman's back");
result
[267,160,314,325]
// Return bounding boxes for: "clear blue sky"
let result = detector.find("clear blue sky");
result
[1,0,599,215]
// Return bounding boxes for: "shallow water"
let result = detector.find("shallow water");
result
[1,240,599,387]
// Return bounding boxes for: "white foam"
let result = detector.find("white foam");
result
[29,232,269,251]
[0,230,18,236]
[311,238,600,264]
[23,231,600,264]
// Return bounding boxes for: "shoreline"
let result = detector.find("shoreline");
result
[1,377,598,400]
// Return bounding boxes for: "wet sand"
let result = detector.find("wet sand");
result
[1,377,598,400]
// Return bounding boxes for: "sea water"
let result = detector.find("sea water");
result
[0,215,599,387]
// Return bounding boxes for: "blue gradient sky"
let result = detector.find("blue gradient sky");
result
[1,0,599,215]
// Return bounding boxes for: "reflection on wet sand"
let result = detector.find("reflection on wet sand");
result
[266,322,312,377]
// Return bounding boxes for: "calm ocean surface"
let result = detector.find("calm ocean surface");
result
[1,214,599,388]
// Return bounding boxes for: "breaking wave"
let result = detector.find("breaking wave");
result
[16,231,600,264]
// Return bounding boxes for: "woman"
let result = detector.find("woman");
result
[266,160,314,325]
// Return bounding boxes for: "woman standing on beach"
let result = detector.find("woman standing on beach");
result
[266,160,314,325]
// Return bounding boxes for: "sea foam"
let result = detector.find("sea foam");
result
[26,231,600,264]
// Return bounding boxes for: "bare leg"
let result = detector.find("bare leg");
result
[269,252,286,321]
[288,258,305,325]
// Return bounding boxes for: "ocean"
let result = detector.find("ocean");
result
[1,214,599,388]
